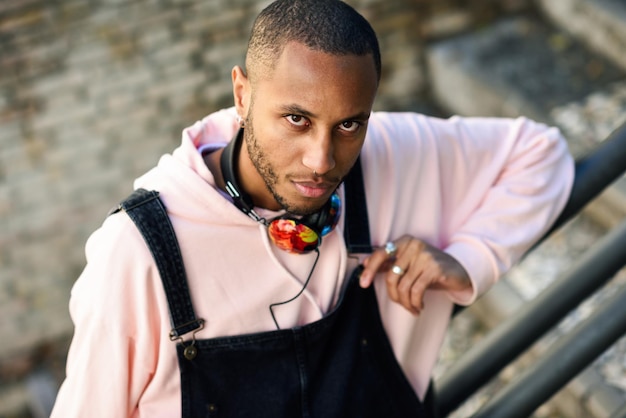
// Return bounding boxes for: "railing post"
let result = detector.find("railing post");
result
[435,219,626,416]
[544,121,626,236]
[472,283,626,418]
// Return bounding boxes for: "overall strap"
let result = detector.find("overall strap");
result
[343,156,373,254]
[113,189,204,339]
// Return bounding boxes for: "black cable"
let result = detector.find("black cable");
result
[269,248,321,330]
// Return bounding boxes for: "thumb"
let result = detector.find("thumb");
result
[359,258,374,288]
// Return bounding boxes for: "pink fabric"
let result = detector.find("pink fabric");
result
[52,108,574,417]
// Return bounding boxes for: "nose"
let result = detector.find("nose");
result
[302,129,335,175]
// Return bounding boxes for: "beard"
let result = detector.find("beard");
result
[244,115,333,216]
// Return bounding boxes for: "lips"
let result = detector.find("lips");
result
[292,180,334,198]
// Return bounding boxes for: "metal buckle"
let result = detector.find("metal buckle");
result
[169,318,205,360]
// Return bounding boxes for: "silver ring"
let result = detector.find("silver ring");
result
[384,241,398,257]
[391,265,404,275]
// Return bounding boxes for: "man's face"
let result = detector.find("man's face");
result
[234,41,379,215]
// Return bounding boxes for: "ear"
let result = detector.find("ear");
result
[232,65,250,119]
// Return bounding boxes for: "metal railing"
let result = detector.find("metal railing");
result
[436,122,626,417]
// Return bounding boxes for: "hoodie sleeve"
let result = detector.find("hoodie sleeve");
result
[50,214,169,418]
[363,113,574,306]
[440,116,574,304]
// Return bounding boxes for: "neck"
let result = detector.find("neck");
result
[204,148,226,191]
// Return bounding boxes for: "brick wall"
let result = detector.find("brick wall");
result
[0,0,445,360]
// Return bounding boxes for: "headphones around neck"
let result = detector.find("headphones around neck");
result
[219,128,341,254]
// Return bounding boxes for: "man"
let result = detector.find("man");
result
[51,0,573,417]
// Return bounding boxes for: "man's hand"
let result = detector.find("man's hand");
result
[359,235,471,315]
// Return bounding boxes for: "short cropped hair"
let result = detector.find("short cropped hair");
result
[246,0,381,83]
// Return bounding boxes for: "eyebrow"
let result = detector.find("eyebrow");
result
[278,103,371,122]
[279,104,316,118]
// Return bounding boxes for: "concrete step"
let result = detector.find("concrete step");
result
[427,14,626,418]
[426,16,624,128]
[538,0,626,72]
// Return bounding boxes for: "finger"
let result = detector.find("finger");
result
[397,262,427,315]
[385,263,406,302]
[409,254,443,311]
[397,272,419,313]
[360,255,382,288]
[397,253,431,314]
[409,274,430,312]
[360,243,399,288]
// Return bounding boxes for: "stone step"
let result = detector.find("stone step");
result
[427,14,626,418]
[538,0,626,72]
[426,16,624,128]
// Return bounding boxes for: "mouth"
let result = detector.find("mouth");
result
[292,180,335,199]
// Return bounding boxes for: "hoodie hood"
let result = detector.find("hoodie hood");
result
[133,107,247,225]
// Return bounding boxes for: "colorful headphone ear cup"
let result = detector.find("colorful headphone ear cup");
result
[268,219,321,254]
[325,192,341,235]
[302,209,325,234]
[267,192,341,253]
[301,192,341,237]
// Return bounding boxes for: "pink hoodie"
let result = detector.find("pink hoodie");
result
[51,108,574,417]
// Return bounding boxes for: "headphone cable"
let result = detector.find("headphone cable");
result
[269,248,321,330]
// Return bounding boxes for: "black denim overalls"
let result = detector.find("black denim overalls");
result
[118,160,436,418]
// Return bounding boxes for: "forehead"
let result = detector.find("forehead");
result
[253,42,378,118]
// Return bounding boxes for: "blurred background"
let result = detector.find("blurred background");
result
[1,0,625,417]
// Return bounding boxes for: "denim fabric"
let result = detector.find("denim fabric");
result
[177,268,428,418]
[120,189,203,337]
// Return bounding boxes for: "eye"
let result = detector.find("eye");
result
[338,121,361,134]
[285,114,310,127]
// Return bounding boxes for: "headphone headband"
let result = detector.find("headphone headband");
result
[220,129,257,218]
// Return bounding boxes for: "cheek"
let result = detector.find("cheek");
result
[256,125,303,158]
[335,138,366,169]
[254,129,299,171]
